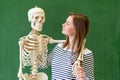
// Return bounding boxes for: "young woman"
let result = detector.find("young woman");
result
[47,13,94,80]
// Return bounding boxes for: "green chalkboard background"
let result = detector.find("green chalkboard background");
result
[0,0,119,80]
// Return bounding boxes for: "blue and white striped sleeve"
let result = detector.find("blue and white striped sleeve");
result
[38,45,57,68]
[47,46,57,66]
[83,52,94,80]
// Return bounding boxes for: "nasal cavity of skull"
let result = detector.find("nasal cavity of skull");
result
[34,22,35,26]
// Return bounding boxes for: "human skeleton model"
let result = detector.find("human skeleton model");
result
[17,7,65,80]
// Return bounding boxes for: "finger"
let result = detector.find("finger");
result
[78,72,85,77]
[76,76,84,80]
[78,69,84,73]
[77,72,84,76]
[77,67,84,73]
[78,67,84,70]
[76,75,85,80]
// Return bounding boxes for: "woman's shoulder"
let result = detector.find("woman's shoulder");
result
[55,43,68,51]
[56,43,63,48]
[51,43,63,51]
[83,48,92,55]
[50,43,68,53]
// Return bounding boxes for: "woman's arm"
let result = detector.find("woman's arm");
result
[83,52,94,80]
[38,45,57,68]
[76,50,94,80]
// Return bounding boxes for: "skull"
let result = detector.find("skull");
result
[28,6,45,31]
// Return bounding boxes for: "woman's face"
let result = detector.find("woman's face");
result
[62,15,75,37]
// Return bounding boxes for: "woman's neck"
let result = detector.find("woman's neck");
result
[68,36,75,50]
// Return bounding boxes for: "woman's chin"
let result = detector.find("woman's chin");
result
[62,31,65,35]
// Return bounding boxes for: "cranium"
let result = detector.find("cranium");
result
[28,6,45,31]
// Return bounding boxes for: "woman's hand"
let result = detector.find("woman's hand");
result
[76,67,85,80]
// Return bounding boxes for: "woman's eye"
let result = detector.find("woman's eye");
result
[66,22,70,25]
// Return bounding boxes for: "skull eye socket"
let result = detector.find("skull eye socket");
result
[35,16,39,19]
[41,16,44,20]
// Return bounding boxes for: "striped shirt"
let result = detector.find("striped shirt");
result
[48,43,94,80]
